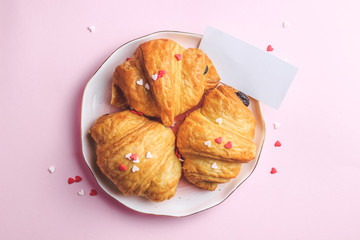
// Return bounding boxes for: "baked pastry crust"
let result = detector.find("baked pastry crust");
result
[177,85,256,191]
[111,39,220,126]
[89,110,182,202]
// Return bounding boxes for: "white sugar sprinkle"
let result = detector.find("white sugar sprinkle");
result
[282,21,290,28]
[144,83,150,90]
[77,189,85,196]
[146,152,152,159]
[273,122,281,129]
[132,165,139,173]
[211,162,218,169]
[215,118,222,125]
[204,140,211,147]
[88,25,95,32]
[48,166,55,174]
[125,153,132,160]
[136,79,143,86]
[179,158,184,162]
[133,159,140,163]
[151,74,158,81]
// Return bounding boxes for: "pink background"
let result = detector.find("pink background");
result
[1,0,360,239]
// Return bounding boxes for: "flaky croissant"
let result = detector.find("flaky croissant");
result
[89,110,182,202]
[177,85,257,191]
[111,39,220,126]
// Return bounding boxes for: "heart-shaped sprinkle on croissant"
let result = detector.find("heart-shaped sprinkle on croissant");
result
[132,165,139,173]
[151,74,158,81]
[211,162,218,169]
[175,54,182,61]
[146,152,152,159]
[215,118,222,125]
[204,140,211,147]
[215,137,222,144]
[119,164,127,171]
[130,109,144,116]
[158,70,166,78]
[125,153,132,160]
[130,153,138,160]
[144,83,150,90]
[224,141,232,149]
[133,158,140,163]
[136,79,143,86]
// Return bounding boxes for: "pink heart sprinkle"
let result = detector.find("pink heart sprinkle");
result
[215,137,222,144]
[274,140,282,147]
[224,141,232,149]
[158,70,166,78]
[119,164,127,171]
[126,58,131,61]
[267,45,274,52]
[175,54,182,61]
[270,167,277,174]
[130,153,138,160]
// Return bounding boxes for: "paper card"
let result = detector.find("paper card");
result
[199,26,298,109]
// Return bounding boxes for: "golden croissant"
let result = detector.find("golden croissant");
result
[111,39,220,126]
[177,85,257,191]
[89,110,182,202]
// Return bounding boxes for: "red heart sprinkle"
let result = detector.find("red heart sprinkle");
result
[119,164,127,171]
[215,137,222,144]
[274,140,281,147]
[267,45,274,52]
[175,54,182,61]
[126,58,131,61]
[130,153,138,160]
[75,176,82,182]
[224,141,232,149]
[270,167,277,174]
[158,70,166,78]
[130,109,144,116]
[90,189,97,196]
[68,177,75,184]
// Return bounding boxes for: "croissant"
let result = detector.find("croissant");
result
[89,110,182,202]
[111,39,220,126]
[176,85,257,191]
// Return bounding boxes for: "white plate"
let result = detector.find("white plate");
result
[81,31,266,217]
